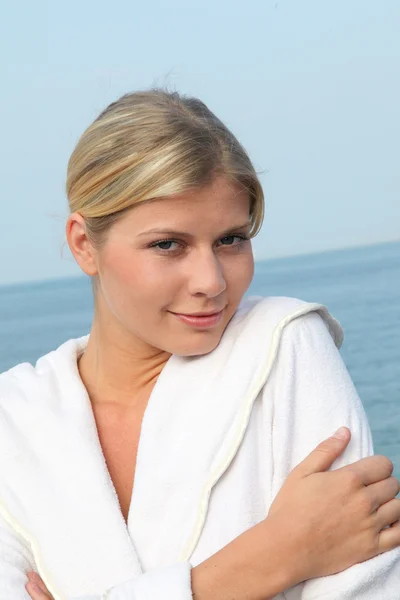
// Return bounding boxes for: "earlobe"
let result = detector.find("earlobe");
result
[66,213,99,277]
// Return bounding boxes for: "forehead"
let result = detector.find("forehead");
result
[118,177,251,233]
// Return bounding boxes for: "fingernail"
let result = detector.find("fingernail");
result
[333,426,348,439]
[30,582,42,593]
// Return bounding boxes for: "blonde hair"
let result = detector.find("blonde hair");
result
[66,88,264,247]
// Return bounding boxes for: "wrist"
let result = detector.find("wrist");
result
[239,515,300,597]
[191,516,298,600]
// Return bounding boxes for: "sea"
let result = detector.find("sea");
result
[1,241,399,478]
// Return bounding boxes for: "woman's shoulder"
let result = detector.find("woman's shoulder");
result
[0,334,89,409]
[232,295,343,349]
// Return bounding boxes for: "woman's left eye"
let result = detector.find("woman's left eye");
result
[219,235,242,245]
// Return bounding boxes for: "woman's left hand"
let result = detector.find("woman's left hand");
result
[26,571,54,600]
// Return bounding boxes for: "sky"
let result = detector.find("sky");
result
[1,0,399,285]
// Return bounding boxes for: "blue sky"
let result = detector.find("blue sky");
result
[1,0,399,285]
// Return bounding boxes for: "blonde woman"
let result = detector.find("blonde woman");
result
[1,90,399,600]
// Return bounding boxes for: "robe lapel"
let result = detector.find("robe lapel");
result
[125,295,341,572]
[0,336,142,600]
[126,298,272,571]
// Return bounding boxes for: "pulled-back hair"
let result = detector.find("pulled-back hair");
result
[66,88,264,247]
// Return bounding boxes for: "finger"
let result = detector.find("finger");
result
[338,455,394,486]
[378,519,400,554]
[368,477,400,510]
[376,498,400,531]
[293,427,351,478]
[26,581,51,600]
[27,572,52,598]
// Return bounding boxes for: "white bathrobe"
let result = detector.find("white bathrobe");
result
[0,295,399,600]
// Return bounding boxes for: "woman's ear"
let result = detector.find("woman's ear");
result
[66,213,99,277]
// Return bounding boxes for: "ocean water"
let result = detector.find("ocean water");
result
[1,241,399,477]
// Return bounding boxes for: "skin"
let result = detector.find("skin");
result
[26,573,51,600]
[70,175,254,411]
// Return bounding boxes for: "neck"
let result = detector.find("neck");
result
[78,320,172,411]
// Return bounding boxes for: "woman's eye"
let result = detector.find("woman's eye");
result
[220,235,236,245]
[149,239,182,252]
[219,235,248,246]
[155,240,178,251]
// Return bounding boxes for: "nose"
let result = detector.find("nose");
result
[187,249,227,298]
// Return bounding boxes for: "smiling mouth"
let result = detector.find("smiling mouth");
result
[173,310,224,317]
[170,309,225,328]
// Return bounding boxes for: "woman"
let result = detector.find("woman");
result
[1,89,399,600]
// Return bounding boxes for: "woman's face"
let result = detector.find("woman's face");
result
[83,176,254,357]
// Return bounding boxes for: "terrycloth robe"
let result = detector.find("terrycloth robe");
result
[0,296,399,600]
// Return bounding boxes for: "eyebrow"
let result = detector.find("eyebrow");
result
[138,221,252,238]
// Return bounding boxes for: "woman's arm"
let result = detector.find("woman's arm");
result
[25,431,400,600]
[267,311,400,599]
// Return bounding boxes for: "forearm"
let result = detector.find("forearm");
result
[191,516,294,600]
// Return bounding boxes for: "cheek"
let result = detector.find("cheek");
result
[100,249,179,310]
[101,247,150,287]
[225,251,254,289]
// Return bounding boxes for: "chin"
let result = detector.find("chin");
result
[171,333,224,358]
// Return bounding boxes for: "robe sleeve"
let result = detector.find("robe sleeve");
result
[0,510,37,599]
[0,516,193,600]
[267,311,400,599]
[0,503,193,600]
[71,562,194,600]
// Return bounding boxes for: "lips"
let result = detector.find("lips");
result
[170,309,225,329]
[177,311,223,317]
